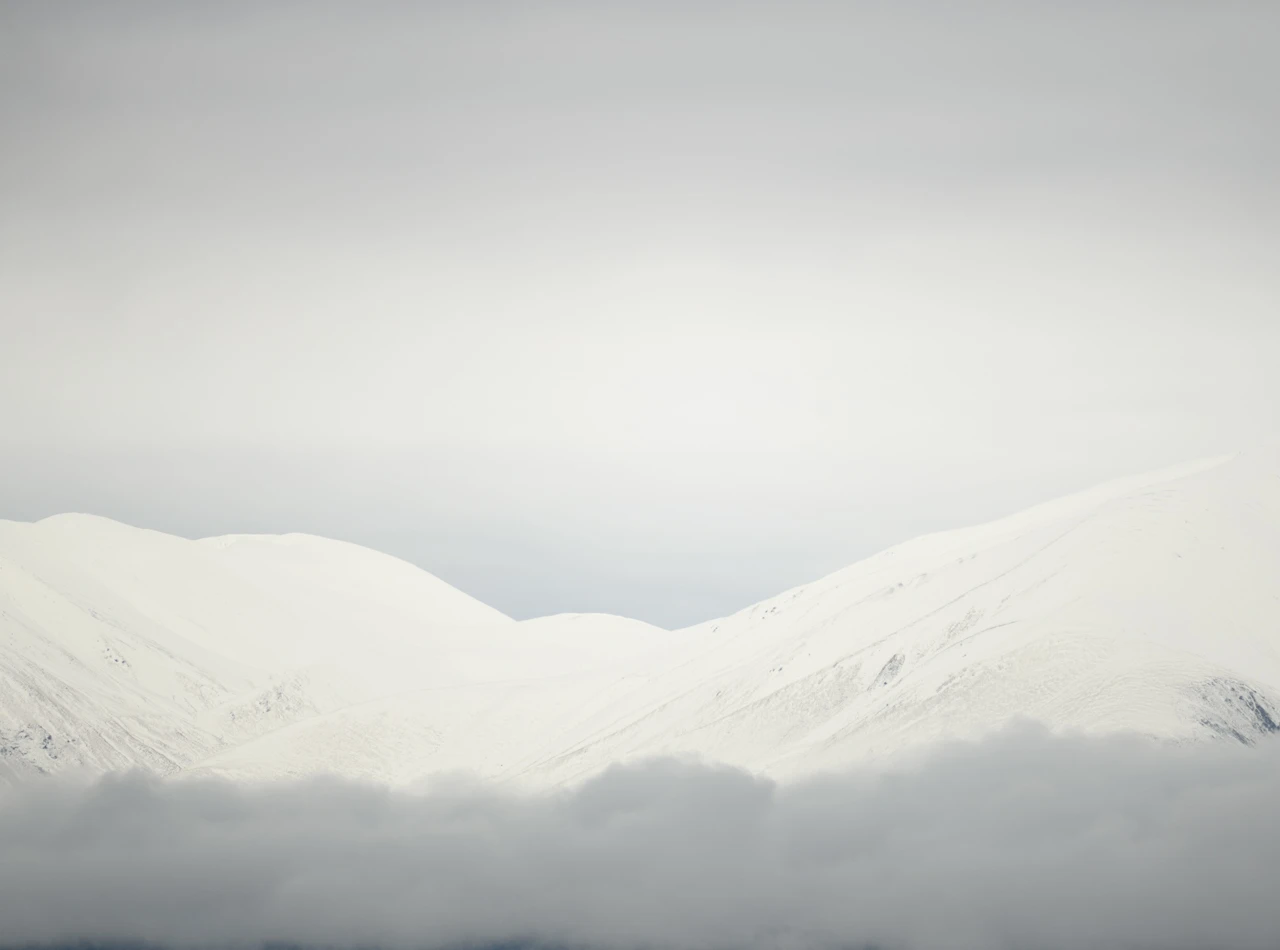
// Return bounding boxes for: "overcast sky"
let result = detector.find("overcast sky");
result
[2,2,1277,627]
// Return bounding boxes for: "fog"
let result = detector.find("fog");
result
[3,725,1279,950]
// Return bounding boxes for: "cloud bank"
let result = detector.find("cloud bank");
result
[3,725,1279,950]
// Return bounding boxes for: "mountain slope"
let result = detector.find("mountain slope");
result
[516,450,1280,784]
[0,516,511,781]
[3,450,1279,787]
[191,450,1280,787]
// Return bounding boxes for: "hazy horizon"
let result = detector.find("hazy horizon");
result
[1,447,1262,629]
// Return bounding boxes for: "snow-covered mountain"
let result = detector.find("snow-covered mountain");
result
[3,449,1278,786]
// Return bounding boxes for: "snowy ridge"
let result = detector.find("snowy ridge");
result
[2,449,1278,786]
[0,518,510,781]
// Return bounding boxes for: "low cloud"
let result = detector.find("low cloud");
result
[3,724,1280,950]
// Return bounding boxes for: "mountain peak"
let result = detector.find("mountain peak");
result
[3,453,1278,787]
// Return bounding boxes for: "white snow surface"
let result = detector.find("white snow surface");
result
[2,449,1278,787]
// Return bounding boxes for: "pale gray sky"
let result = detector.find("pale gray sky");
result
[2,2,1277,626]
